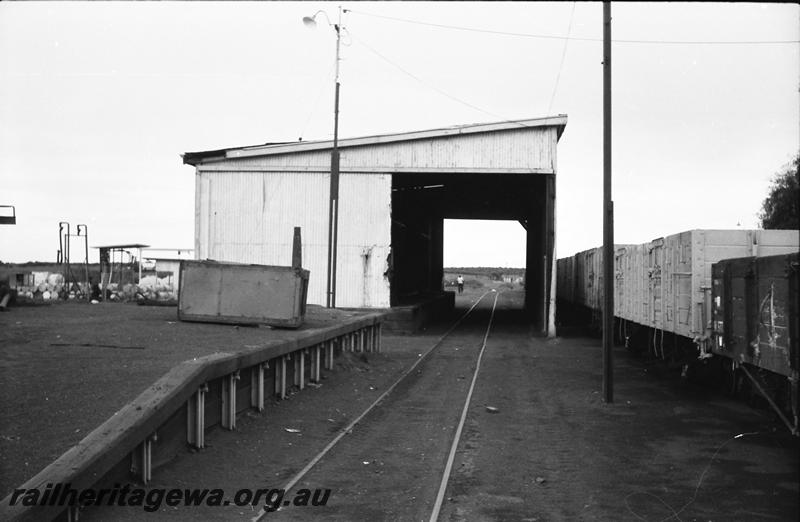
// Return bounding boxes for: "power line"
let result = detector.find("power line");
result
[351,34,561,132]
[298,58,337,141]
[350,33,511,122]
[547,2,576,115]
[347,9,799,45]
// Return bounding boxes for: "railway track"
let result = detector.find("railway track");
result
[59,286,800,521]
[255,289,501,521]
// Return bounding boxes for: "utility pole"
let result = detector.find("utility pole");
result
[326,5,343,308]
[304,7,344,309]
[602,1,614,403]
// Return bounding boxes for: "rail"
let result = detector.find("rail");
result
[251,289,497,521]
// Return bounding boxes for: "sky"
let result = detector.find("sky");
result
[1,2,798,267]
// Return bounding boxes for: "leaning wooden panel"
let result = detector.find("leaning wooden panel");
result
[178,260,310,328]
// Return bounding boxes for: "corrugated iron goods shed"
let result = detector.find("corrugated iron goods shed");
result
[183,116,567,334]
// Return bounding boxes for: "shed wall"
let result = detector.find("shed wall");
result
[194,171,391,308]
[213,127,557,172]
[192,123,563,314]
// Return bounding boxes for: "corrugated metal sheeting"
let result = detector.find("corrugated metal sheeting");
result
[189,119,566,311]
[337,127,558,171]
[334,174,391,308]
[557,229,799,340]
[195,171,391,308]
[197,126,557,173]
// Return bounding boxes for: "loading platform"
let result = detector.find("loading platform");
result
[0,302,383,521]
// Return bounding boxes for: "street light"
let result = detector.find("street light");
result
[304,6,345,308]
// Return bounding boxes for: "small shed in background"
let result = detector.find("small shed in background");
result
[141,248,195,298]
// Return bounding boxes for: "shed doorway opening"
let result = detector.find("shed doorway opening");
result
[389,172,555,333]
[443,219,526,308]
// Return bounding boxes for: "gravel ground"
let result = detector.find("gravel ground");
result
[0,301,377,498]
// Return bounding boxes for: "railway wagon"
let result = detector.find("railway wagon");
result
[711,252,799,432]
[557,229,798,345]
[712,252,799,376]
[557,229,799,431]
[555,244,633,323]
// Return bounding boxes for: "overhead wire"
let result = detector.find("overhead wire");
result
[299,9,352,142]
[349,32,511,122]
[301,4,795,141]
[347,9,799,45]
[298,58,337,142]
[546,1,576,115]
[341,6,797,133]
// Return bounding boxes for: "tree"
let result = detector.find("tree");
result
[759,153,799,230]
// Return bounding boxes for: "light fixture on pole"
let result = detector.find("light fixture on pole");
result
[304,6,345,309]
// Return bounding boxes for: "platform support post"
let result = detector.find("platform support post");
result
[187,383,208,449]
[251,362,268,412]
[221,370,240,430]
[278,355,288,399]
[326,340,335,370]
[312,345,321,382]
[294,349,306,390]
[131,433,156,484]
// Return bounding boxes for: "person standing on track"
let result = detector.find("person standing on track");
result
[456,274,464,294]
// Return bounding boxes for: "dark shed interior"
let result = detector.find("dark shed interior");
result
[390,172,555,332]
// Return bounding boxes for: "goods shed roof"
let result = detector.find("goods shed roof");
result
[182,115,567,166]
